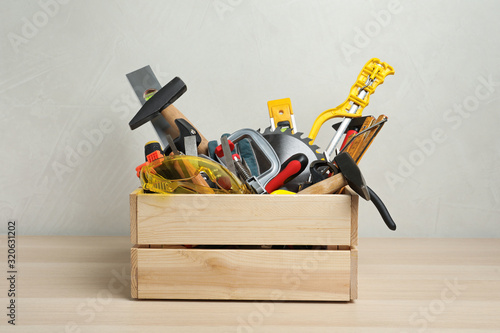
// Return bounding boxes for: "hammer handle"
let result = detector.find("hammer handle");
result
[297,173,347,195]
[160,105,209,155]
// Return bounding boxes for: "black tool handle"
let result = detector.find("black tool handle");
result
[367,186,397,231]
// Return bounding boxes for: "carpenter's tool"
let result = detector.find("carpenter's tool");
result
[231,154,252,182]
[265,153,308,193]
[126,66,171,149]
[343,116,375,159]
[267,98,297,133]
[346,115,388,163]
[214,139,235,158]
[128,73,209,155]
[162,118,202,155]
[211,137,259,177]
[165,134,181,156]
[307,58,394,161]
[299,152,369,199]
[220,136,237,176]
[135,141,164,177]
[340,129,358,151]
[235,138,260,177]
[227,129,281,194]
[214,137,251,180]
[306,159,338,187]
[261,127,322,192]
[298,152,396,231]
[184,136,198,157]
[335,116,372,151]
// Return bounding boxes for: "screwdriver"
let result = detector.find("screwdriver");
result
[265,153,308,193]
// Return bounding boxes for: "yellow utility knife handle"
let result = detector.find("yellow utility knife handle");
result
[308,58,394,143]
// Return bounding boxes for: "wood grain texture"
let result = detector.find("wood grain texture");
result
[297,173,347,195]
[344,116,374,159]
[130,188,141,244]
[3,236,500,332]
[350,247,358,300]
[136,248,351,301]
[344,186,359,247]
[353,114,387,163]
[130,246,138,299]
[135,192,352,245]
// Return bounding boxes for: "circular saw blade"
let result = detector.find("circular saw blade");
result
[260,127,322,192]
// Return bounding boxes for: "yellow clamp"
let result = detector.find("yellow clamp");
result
[267,98,297,133]
[307,58,394,143]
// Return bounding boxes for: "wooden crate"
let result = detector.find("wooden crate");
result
[130,188,359,301]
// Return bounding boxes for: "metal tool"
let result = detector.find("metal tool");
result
[298,152,396,231]
[226,128,281,194]
[165,134,181,156]
[299,152,369,198]
[163,118,202,155]
[335,116,373,151]
[348,115,388,163]
[232,154,252,182]
[127,72,209,155]
[306,58,394,161]
[184,136,198,157]
[126,66,171,149]
[260,127,322,192]
[267,98,297,133]
[220,136,237,176]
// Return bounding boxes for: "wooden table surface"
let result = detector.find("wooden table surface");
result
[1,237,499,332]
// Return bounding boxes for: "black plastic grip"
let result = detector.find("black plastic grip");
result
[367,186,397,231]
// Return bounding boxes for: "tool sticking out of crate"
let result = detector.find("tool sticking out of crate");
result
[126,58,397,300]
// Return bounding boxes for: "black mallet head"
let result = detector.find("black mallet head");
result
[129,77,186,130]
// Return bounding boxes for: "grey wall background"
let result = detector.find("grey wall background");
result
[1,0,499,237]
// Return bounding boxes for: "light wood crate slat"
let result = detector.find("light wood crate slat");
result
[130,188,140,244]
[130,246,138,299]
[350,247,358,299]
[133,192,352,246]
[133,248,351,301]
[345,187,359,247]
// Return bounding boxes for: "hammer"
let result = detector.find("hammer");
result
[128,77,209,155]
[298,152,396,230]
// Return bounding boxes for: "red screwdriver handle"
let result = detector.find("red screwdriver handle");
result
[265,153,308,193]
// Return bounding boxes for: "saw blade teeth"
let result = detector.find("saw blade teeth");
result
[261,127,273,135]
[261,126,324,160]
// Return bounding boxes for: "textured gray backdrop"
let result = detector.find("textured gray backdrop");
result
[1,0,499,237]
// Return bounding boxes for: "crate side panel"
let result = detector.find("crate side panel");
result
[350,247,358,300]
[136,248,351,301]
[343,187,359,247]
[136,194,351,245]
[130,188,141,244]
[131,247,138,299]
